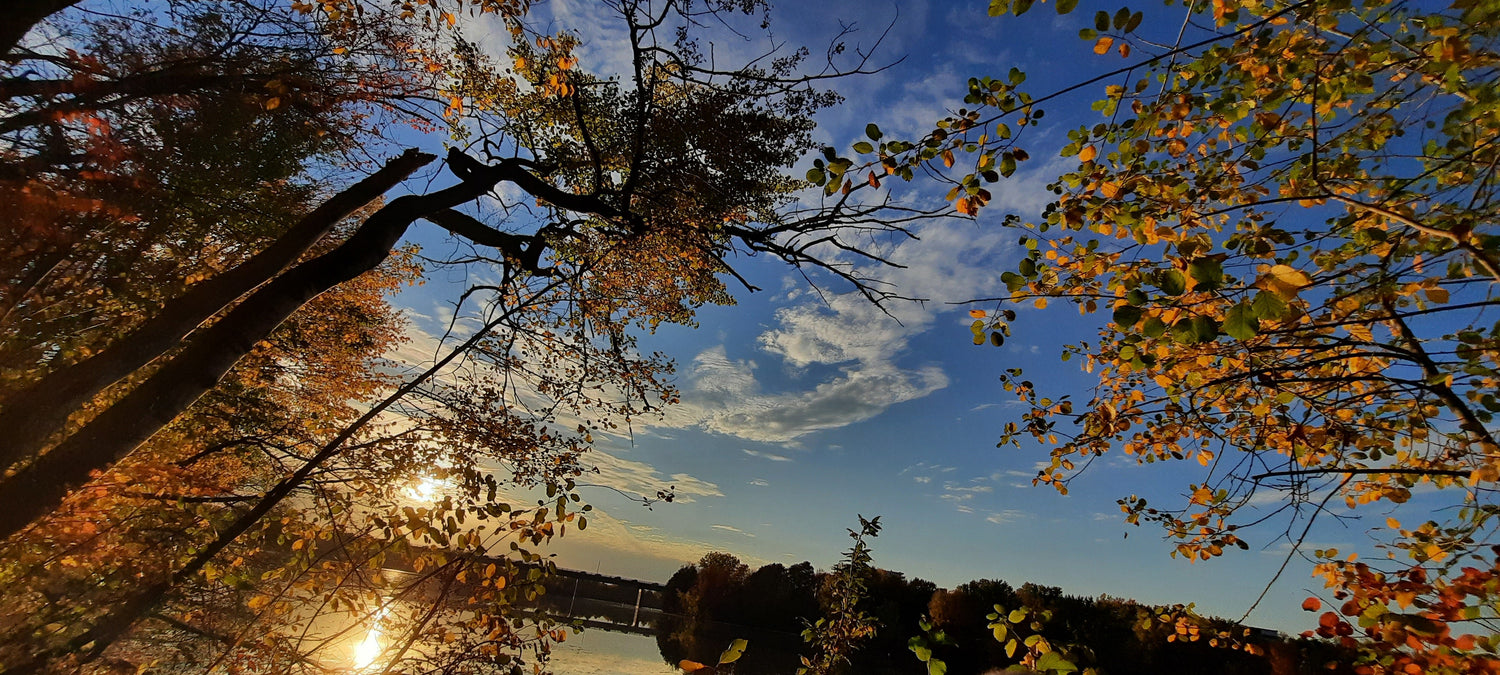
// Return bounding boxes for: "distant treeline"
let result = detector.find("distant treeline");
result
[656,552,1356,675]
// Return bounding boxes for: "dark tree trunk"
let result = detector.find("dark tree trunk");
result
[0,0,84,58]
[0,153,613,670]
[0,170,486,541]
[0,150,433,471]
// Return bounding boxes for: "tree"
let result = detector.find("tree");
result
[861,0,1500,671]
[2,0,929,671]
[801,516,883,675]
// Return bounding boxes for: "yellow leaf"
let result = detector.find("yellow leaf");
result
[969,309,987,318]
[1034,297,1048,309]
[1094,36,1114,55]
[1079,145,1097,162]
[264,97,281,110]
[1100,181,1120,198]
[1260,264,1311,299]
[1424,286,1449,303]
[679,660,709,672]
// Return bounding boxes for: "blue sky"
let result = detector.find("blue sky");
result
[374,0,1426,635]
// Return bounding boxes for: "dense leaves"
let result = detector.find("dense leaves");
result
[916,0,1500,672]
[0,0,927,672]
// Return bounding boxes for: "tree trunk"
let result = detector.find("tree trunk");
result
[6,240,547,675]
[0,0,83,58]
[0,150,433,471]
[0,171,486,541]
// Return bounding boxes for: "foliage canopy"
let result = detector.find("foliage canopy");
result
[867,0,1500,671]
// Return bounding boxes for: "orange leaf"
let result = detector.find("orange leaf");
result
[1302,597,1321,612]
[679,661,709,673]
[969,309,987,318]
[1079,145,1097,162]
[1094,37,1115,55]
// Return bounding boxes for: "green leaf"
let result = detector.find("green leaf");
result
[1000,154,1017,177]
[1142,316,1167,338]
[1113,7,1130,29]
[1156,270,1186,296]
[718,638,748,665]
[1187,257,1224,290]
[866,123,883,140]
[928,658,948,675]
[1124,10,1144,32]
[853,141,874,154]
[909,642,932,662]
[1172,316,1219,344]
[806,168,826,185]
[1094,10,1110,31]
[1013,0,1033,15]
[989,0,1010,15]
[1005,639,1018,658]
[1056,0,1078,13]
[1113,304,1143,328]
[992,623,1008,642]
[1035,651,1079,674]
[1250,290,1287,320]
[991,331,1005,347]
[1223,302,1259,340]
[1008,608,1027,623]
[1019,258,1036,277]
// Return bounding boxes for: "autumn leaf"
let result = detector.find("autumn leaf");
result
[1258,264,1312,299]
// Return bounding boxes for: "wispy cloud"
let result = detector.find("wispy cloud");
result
[585,450,723,504]
[986,510,1025,525]
[712,524,757,538]
[742,448,794,462]
[748,479,769,487]
[661,346,947,442]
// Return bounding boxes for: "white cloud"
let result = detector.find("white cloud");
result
[712,524,756,538]
[742,448,794,462]
[661,346,947,443]
[672,212,1019,442]
[583,450,723,504]
[986,510,1025,525]
[748,479,769,486]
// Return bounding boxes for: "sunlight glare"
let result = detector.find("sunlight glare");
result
[405,475,444,502]
[352,619,383,671]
